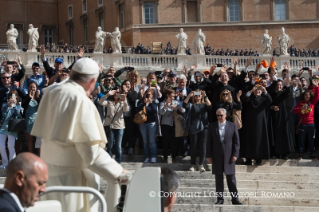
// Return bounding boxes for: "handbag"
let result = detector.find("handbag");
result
[8,118,27,132]
[232,109,242,130]
[133,106,147,124]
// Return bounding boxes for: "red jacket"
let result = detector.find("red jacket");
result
[293,86,319,124]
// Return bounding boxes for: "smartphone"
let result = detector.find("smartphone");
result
[12,94,16,99]
[217,64,223,67]
[95,83,99,90]
[257,86,263,90]
[146,94,150,98]
[303,67,309,70]
[195,72,202,77]
[116,94,121,98]
[7,61,14,65]
[127,67,135,71]
[194,91,201,96]
[313,71,319,75]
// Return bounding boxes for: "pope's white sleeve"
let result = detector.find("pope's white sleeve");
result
[75,143,123,181]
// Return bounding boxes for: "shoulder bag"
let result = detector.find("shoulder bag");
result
[133,106,147,124]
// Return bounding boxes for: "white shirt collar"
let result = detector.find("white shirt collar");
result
[1,188,25,212]
[218,120,226,126]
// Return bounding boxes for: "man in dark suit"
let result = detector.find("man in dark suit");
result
[206,108,242,205]
[0,152,48,211]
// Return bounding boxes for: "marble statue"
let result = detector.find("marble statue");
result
[27,24,39,52]
[192,29,206,55]
[176,28,188,55]
[106,27,122,53]
[261,29,272,55]
[6,24,19,51]
[277,27,290,56]
[94,27,107,53]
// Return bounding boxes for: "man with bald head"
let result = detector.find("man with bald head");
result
[0,152,48,212]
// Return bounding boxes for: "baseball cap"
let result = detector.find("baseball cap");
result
[55,58,63,63]
[32,62,40,67]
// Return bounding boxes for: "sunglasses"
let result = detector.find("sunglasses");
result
[2,77,10,79]
[222,93,229,96]
[216,114,224,117]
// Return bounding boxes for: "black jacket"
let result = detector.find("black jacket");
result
[11,65,25,82]
[21,95,42,118]
[0,189,21,212]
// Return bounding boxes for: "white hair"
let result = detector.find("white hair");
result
[178,74,187,81]
[216,108,227,115]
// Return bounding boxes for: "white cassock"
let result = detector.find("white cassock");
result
[31,80,123,212]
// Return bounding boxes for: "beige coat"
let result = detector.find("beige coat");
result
[31,81,123,212]
[99,95,129,129]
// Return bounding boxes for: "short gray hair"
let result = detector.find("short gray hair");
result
[70,71,99,84]
[161,167,180,200]
[178,74,187,81]
[216,108,227,115]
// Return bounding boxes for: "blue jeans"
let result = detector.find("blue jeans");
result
[107,128,124,163]
[298,124,315,154]
[139,122,157,159]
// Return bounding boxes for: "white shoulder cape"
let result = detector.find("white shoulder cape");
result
[31,80,107,147]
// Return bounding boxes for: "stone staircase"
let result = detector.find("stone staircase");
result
[1,153,319,212]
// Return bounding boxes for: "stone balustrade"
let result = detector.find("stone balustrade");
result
[1,51,319,76]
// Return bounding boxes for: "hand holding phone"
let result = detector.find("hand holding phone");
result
[194,91,201,96]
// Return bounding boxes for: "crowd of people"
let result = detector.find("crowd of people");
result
[0,44,318,172]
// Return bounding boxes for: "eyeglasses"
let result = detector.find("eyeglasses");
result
[216,114,224,117]
[222,93,229,96]
[105,79,112,82]
[2,77,10,79]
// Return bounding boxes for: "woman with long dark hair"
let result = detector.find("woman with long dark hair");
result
[216,89,242,122]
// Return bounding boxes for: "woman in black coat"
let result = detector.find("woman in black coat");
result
[121,79,138,155]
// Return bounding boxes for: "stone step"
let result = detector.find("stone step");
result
[175,197,319,207]
[172,204,319,212]
[173,172,319,182]
[177,188,319,198]
[116,155,319,167]
[119,163,319,174]
[178,179,319,190]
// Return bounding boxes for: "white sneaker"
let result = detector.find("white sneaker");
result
[199,165,205,173]
[151,158,156,163]
[144,158,150,163]
[0,165,7,169]
[128,148,133,155]
[189,165,195,172]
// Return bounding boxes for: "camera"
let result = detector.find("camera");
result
[116,94,121,98]
[303,67,309,71]
[217,64,223,67]
[146,94,150,98]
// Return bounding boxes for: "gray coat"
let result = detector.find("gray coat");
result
[285,86,305,112]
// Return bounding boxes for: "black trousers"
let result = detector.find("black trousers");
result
[171,136,188,159]
[189,129,207,165]
[215,154,239,201]
[122,116,134,148]
[161,124,175,160]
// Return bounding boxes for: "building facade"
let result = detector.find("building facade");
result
[1,0,319,52]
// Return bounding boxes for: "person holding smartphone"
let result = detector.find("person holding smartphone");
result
[0,90,21,169]
[243,84,272,165]
[22,81,42,153]
[136,89,158,163]
[99,88,129,164]
[183,89,212,172]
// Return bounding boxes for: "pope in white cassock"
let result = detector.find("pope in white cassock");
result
[31,58,127,212]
